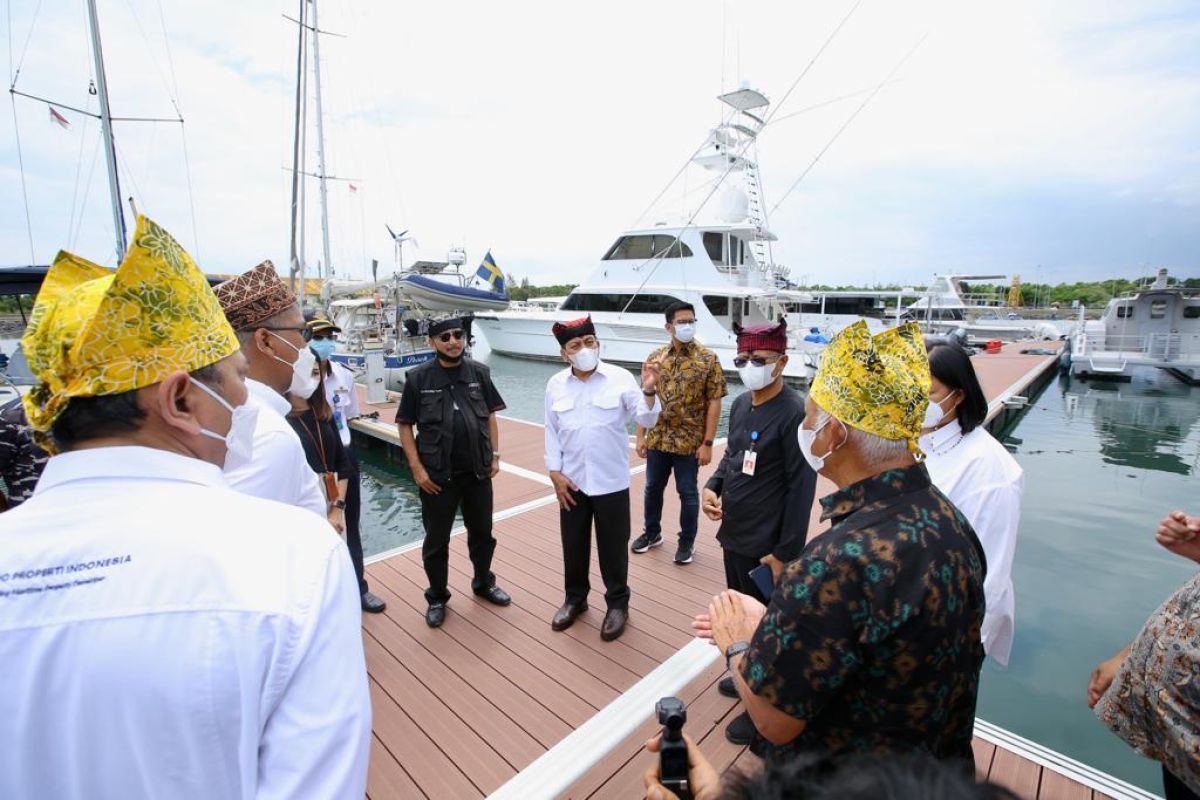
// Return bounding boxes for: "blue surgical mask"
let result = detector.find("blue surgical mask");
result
[309,339,337,361]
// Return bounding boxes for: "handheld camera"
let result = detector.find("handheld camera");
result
[656,696,690,800]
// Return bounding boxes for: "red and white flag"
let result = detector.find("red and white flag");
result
[49,106,71,130]
[348,183,358,194]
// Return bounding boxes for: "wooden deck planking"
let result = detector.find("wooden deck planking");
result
[1038,769,1095,800]
[973,737,998,781]
[361,578,573,747]
[365,678,482,798]
[357,344,1117,800]
[365,735,424,800]
[989,745,1045,799]
[364,563,596,728]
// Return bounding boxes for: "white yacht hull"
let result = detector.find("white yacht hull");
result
[475,311,816,384]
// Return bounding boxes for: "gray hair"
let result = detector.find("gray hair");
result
[811,406,909,464]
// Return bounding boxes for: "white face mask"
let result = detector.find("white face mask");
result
[923,392,956,431]
[737,361,778,391]
[673,323,696,343]
[268,331,320,398]
[797,416,831,473]
[192,378,259,471]
[568,345,600,373]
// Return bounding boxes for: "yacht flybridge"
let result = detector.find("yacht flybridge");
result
[478,87,849,384]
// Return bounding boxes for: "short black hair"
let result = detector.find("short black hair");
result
[664,301,695,324]
[49,363,222,452]
[722,750,1019,800]
[926,339,988,434]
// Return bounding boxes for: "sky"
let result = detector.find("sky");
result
[2,0,1198,289]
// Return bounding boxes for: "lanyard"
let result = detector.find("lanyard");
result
[296,413,329,472]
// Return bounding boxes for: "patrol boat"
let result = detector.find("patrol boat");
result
[1066,268,1200,384]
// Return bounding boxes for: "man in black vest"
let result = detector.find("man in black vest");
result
[397,317,512,627]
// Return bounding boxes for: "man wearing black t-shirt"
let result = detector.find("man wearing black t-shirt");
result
[397,317,512,628]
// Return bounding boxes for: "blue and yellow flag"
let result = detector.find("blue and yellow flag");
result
[475,250,506,295]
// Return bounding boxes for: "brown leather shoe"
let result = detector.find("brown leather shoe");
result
[551,601,587,632]
[600,608,628,641]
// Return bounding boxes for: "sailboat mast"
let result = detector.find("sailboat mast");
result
[310,0,334,280]
[287,0,307,297]
[85,0,128,262]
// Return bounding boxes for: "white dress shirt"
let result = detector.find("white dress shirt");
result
[226,378,327,518]
[544,360,661,496]
[323,363,361,448]
[0,446,371,800]
[921,419,1024,666]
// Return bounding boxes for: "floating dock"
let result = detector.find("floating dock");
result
[347,342,1158,800]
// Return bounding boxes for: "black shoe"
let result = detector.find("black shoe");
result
[674,544,694,564]
[600,608,628,641]
[425,602,446,628]
[725,711,758,745]
[473,584,512,606]
[361,591,387,614]
[631,533,663,553]
[551,601,588,631]
[718,676,738,698]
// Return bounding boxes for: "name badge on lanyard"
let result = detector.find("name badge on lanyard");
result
[742,431,759,476]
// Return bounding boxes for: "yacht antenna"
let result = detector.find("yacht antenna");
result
[86,0,128,261]
[311,0,334,280]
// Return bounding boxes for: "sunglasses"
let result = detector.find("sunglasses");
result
[733,355,781,368]
[436,330,465,343]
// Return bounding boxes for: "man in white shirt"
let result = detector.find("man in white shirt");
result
[214,262,327,520]
[0,217,370,800]
[544,316,661,642]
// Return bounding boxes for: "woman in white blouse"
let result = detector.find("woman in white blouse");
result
[920,340,1024,666]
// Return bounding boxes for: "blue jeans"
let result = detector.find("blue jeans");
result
[643,449,700,545]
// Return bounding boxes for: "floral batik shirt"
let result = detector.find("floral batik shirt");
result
[1095,572,1200,794]
[739,463,987,764]
[644,341,726,456]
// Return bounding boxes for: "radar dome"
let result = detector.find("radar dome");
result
[718,185,750,222]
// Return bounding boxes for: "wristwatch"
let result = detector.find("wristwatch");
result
[724,640,751,670]
[703,439,714,447]
[330,499,346,509]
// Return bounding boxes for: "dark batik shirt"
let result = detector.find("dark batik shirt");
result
[739,463,987,764]
[0,397,48,509]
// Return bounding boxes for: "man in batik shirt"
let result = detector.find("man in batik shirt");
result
[632,301,725,565]
[699,321,986,767]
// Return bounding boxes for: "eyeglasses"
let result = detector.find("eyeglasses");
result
[564,336,599,354]
[260,325,308,335]
[436,330,465,343]
[733,355,781,368]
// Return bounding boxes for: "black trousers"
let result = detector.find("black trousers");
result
[419,472,496,604]
[344,448,367,595]
[560,488,631,610]
[723,548,769,605]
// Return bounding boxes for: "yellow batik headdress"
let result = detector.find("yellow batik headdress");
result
[809,320,931,457]
[21,215,241,452]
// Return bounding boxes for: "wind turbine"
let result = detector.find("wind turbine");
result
[386,225,417,271]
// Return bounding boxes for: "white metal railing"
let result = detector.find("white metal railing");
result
[1077,331,1193,362]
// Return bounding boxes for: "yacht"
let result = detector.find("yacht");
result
[1067,269,1200,384]
[477,86,824,383]
[901,274,1068,340]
